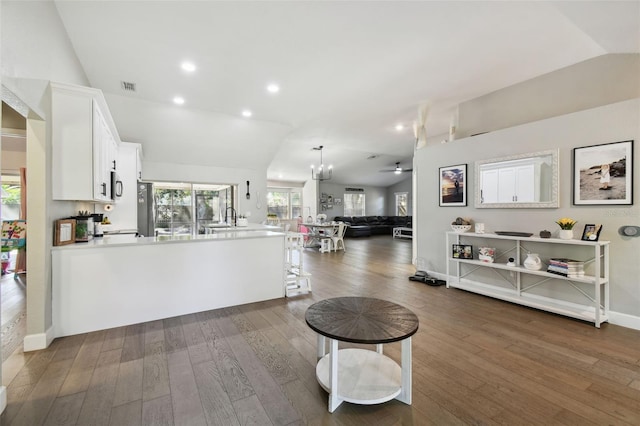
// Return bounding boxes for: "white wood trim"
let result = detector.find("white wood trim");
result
[23,326,55,351]
[0,386,6,414]
[608,311,640,331]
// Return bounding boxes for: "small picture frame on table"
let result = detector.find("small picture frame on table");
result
[452,244,473,259]
[581,224,602,241]
[54,219,76,246]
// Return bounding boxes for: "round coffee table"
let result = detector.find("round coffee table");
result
[305,297,419,412]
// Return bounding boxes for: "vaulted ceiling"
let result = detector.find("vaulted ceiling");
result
[53,1,639,187]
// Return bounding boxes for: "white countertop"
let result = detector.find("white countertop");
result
[53,225,284,250]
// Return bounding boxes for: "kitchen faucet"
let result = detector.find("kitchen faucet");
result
[225,206,237,226]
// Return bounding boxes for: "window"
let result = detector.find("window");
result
[344,193,365,216]
[194,184,232,233]
[153,182,234,236]
[395,192,408,216]
[1,175,21,221]
[267,188,302,219]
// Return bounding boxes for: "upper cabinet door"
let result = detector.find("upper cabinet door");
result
[92,101,111,202]
[136,145,143,181]
[51,82,122,202]
[52,88,95,201]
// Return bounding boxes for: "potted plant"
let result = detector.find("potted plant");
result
[555,218,577,240]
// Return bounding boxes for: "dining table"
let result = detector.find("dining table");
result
[301,222,341,252]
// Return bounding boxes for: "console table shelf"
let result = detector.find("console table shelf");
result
[445,232,609,327]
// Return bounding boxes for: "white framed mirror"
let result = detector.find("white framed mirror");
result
[475,149,559,208]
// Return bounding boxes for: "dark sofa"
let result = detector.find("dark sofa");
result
[333,216,412,237]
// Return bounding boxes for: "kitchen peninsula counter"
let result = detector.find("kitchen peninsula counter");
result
[52,227,285,337]
[52,228,283,250]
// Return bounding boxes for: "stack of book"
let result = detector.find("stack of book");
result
[547,258,585,278]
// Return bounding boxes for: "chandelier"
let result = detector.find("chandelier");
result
[311,145,332,181]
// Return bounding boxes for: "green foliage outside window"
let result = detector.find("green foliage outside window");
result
[1,185,20,204]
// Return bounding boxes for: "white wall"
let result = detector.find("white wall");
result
[318,182,386,218]
[302,179,317,220]
[458,54,640,138]
[415,98,640,322]
[1,0,88,117]
[1,1,90,352]
[143,161,268,223]
[103,93,291,171]
[0,149,25,172]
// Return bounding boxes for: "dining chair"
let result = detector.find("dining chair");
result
[330,222,347,252]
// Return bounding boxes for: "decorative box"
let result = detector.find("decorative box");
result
[478,247,495,263]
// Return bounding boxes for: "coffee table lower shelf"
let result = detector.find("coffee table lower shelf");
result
[316,348,402,407]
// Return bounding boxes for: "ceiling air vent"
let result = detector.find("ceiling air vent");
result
[120,81,137,92]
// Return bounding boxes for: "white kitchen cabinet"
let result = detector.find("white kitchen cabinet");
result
[92,101,111,201]
[445,232,609,327]
[52,82,120,202]
[52,232,285,337]
[100,142,139,230]
[480,164,534,203]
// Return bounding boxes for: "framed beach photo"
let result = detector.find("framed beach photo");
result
[581,224,602,241]
[573,140,633,205]
[439,164,467,207]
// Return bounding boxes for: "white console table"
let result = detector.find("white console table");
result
[445,232,609,327]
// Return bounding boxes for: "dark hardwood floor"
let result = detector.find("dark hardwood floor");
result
[2,235,640,425]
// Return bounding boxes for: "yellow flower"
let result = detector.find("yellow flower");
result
[555,218,577,230]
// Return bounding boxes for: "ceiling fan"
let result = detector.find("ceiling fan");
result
[379,162,413,174]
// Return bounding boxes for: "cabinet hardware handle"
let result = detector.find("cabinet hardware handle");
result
[101,183,107,196]
[112,160,116,170]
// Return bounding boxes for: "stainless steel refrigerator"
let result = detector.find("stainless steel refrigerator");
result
[137,182,155,237]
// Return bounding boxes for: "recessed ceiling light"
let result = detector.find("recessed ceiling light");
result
[395,124,404,131]
[181,61,196,72]
[242,109,252,117]
[266,83,280,94]
[173,96,185,105]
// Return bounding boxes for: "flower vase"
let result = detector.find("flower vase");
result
[559,229,573,240]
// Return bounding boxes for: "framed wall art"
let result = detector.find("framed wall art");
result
[439,164,467,207]
[573,140,633,205]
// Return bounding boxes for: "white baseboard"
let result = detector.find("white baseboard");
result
[609,311,640,331]
[0,386,6,414]
[433,271,640,331]
[23,326,55,352]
